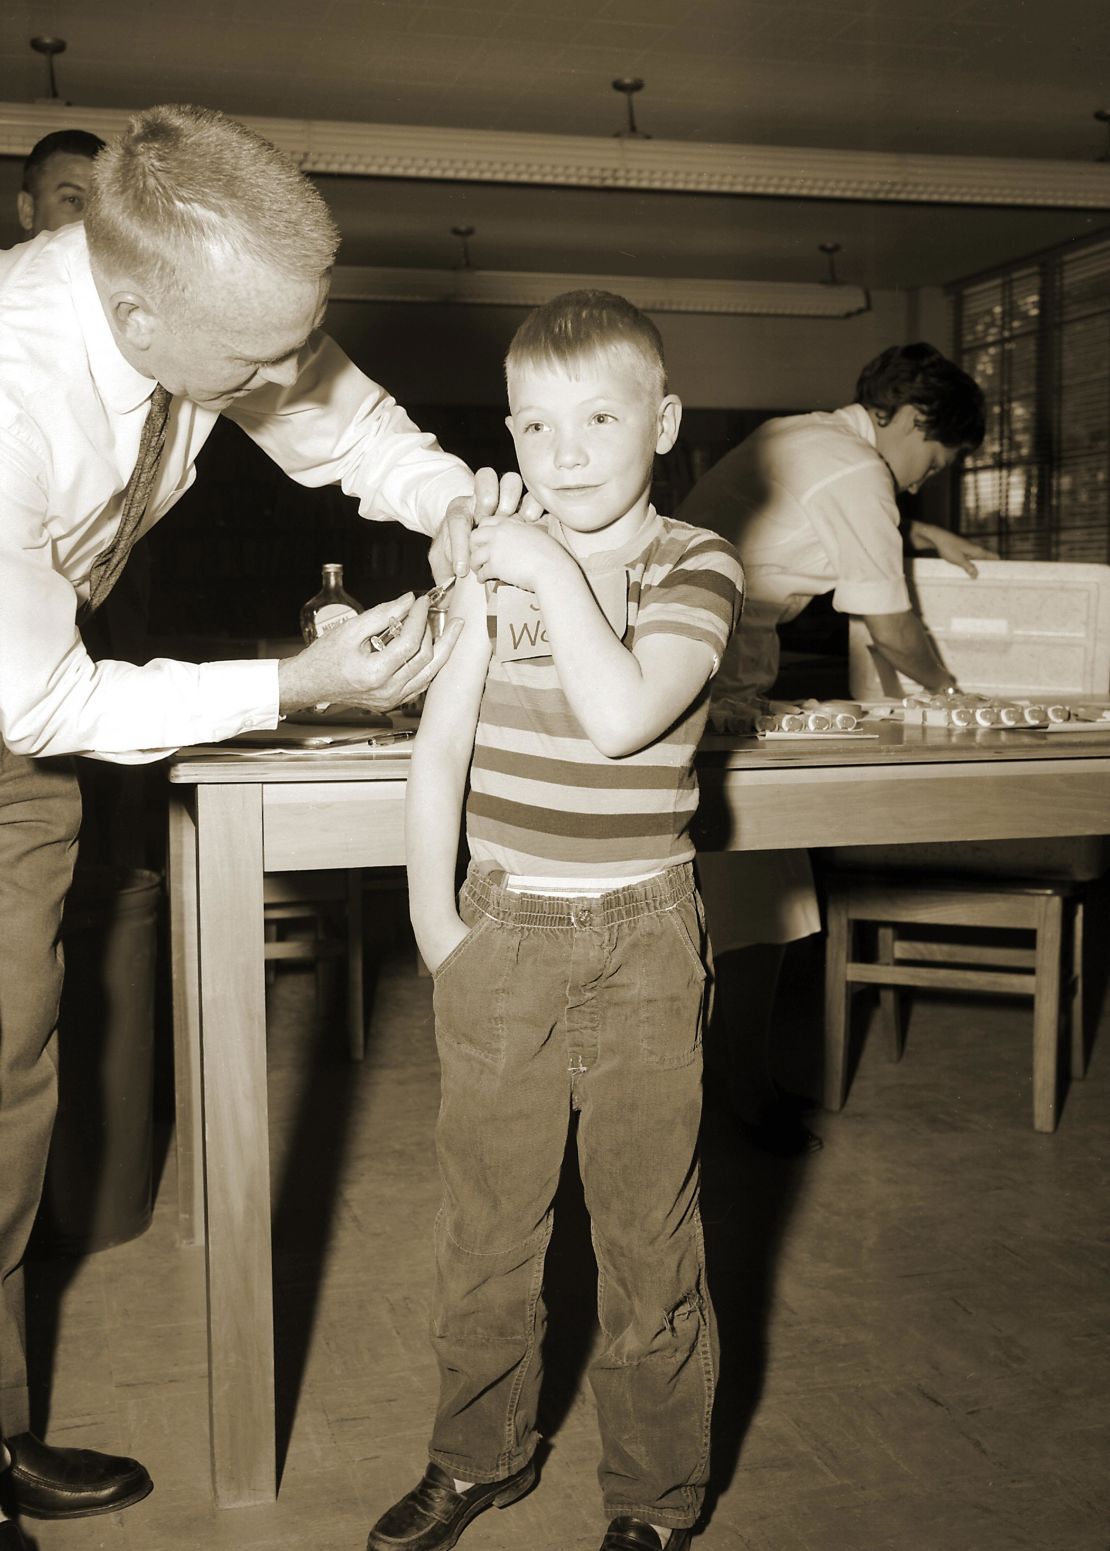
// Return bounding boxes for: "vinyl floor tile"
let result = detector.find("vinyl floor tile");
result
[17,937,1110,1551]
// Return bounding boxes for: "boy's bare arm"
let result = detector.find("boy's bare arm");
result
[471,517,716,758]
[542,577,715,755]
[405,571,492,973]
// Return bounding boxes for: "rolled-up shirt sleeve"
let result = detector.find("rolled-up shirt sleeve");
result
[807,461,911,617]
[0,431,279,763]
[226,331,473,536]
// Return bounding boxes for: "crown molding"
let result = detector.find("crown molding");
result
[2,102,1108,209]
[330,265,871,318]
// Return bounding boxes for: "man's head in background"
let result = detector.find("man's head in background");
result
[18,129,106,236]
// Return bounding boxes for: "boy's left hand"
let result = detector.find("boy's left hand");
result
[469,510,569,593]
[432,469,545,582]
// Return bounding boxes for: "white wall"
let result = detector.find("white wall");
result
[324,287,953,412]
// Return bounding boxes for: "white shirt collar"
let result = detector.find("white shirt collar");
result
[63,224,160,416]
[840,402,877,447]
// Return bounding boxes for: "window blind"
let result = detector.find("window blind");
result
[951,232,1110,563]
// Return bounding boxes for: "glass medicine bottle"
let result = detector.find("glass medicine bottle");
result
[300,563,362,644]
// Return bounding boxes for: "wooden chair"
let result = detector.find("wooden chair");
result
[263,871,366,1058]
[262,868,408,1059]
[822,871,1087,1133]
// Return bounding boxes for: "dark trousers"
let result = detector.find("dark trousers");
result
[0,742,81,1434]
[429,863,717,1530]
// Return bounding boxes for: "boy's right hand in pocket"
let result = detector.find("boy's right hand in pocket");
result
[417,914,470,976]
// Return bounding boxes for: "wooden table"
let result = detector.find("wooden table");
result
[167,722,1110,1507]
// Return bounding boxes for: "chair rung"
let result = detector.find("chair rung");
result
[892,939,1036,969]
[844,894,1043,928]
[845,961,1037,996]
[830,871,1075,899]
[263,940,346,962]
[263,902,335,921]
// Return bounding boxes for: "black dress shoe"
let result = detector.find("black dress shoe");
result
[770,1080,819,1115]
[366,1459,535,1551]
[4,1432,152,1520]
[738,1109,823,1157]
[599,1517,693,1550]
[0,1522,29,1550]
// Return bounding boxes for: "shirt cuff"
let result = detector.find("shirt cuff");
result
[194,658,281,742]
[831,578,911,616]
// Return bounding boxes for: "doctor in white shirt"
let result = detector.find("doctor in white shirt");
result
[0,102,530,1534]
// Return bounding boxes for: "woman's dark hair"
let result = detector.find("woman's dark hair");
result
[855,342,985,450]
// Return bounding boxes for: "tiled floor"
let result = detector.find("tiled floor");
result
[17,920,1110,1551]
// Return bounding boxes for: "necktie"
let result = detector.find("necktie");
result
[80,384,172,621]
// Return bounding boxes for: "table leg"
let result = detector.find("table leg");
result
[877,925,904,1063]
[823,888,851,1111]
[1032,893,1063,1134]
[195,783,276,1505]
[347,868,365,1060]
[168,788,205,1246]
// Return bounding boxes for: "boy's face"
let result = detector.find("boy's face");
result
[506,347,680,543]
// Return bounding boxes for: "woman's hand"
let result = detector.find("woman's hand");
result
[911,521,995,577]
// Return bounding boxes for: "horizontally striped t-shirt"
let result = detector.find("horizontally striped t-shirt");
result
[466,508,744,879]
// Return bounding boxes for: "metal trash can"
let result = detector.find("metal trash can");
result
[30,867,162,1257]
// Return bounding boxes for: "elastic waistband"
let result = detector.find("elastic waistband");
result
[463,861,696,929]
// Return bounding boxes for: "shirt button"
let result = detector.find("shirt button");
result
[576,907,592,926]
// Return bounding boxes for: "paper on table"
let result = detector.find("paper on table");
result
[183,728,416,757]
[758,729,879,741]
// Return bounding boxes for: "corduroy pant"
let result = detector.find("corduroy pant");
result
[427,862,717,1531]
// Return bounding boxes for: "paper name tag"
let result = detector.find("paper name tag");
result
[493,570,629,661]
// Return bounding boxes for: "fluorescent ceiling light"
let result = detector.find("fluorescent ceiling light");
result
[2,104,1108,209]
[330,266,871,318]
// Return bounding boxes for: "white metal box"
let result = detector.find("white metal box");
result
[848,558,1110,703]
[837,558,1110,878]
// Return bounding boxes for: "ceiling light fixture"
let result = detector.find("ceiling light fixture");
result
[30,36,68,105]
[612,78,651,141]
[329,265,871,319]
[818,241,843,285]
[3,105,1108,209]
[1095,110,1110,164]
[450,223,476,270]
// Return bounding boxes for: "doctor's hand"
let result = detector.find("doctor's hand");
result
[276,592,463,715]
[430,468,545,582]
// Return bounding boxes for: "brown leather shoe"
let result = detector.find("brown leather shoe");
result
[366,1459,536,1551]
[599,1518,693,1550]
[4,1432,152,1520]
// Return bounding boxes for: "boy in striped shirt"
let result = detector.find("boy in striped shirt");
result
[368,291,743,1551]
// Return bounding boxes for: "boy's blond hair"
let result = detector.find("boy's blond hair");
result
[85,103,339,320]
[505,289,668,401]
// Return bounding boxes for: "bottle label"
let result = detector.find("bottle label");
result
[311,603,358,637]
